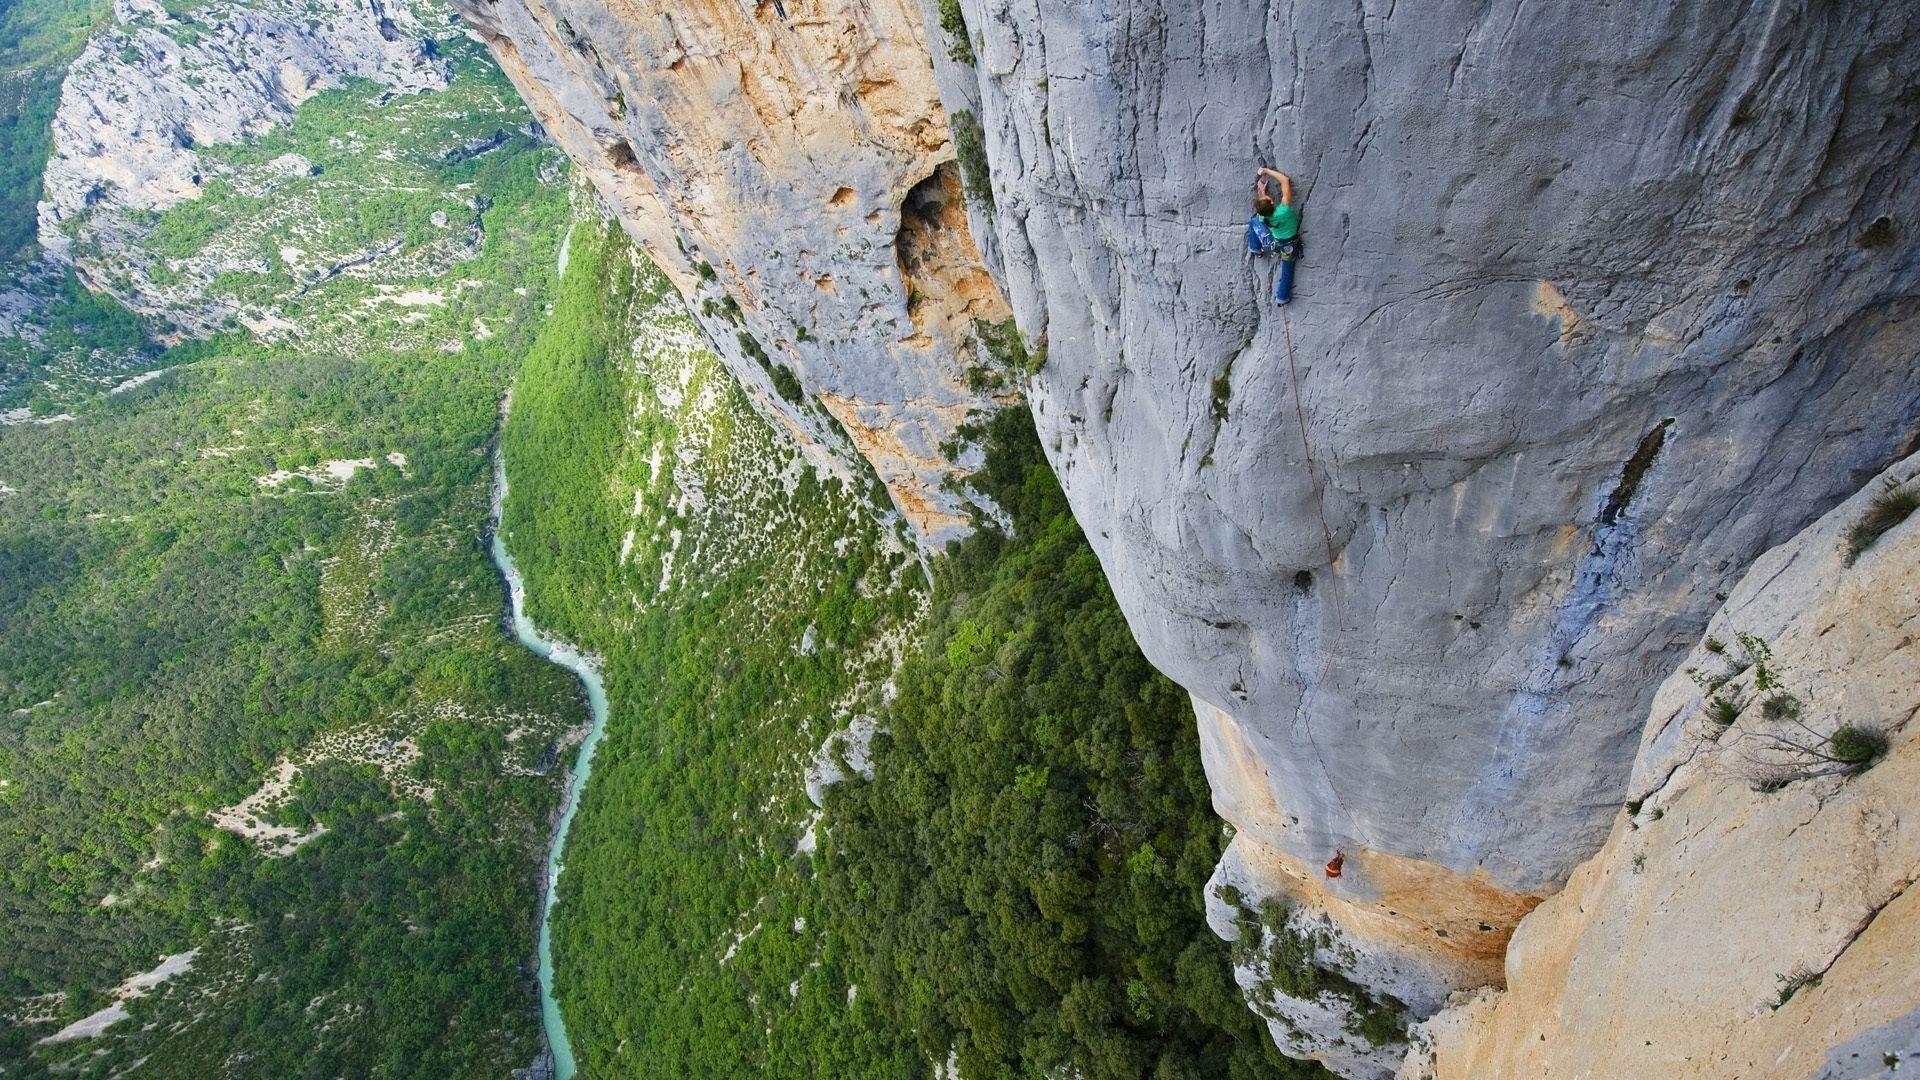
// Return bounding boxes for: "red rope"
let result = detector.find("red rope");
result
[1279,305,1356,841]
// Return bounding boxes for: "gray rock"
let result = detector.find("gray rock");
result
[925,0,1920,898]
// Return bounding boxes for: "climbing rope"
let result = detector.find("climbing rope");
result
[1278,305,1359,862]
[1280,305,1345,668]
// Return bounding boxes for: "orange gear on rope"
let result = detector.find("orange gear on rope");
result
[1325,850,1346,878]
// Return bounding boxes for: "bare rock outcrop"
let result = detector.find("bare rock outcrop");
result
[39,0,450,334]
[446,0,1012,544]
[1404,452,1920,1078]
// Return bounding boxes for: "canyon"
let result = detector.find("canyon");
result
[10,0,1917,1073]
[447,0,1920,1073]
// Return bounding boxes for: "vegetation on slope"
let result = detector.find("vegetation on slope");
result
[819,408,1316,1080]
[0,0,112,259]
[504,217,1323,1078]
[502,216,929,1076]
[0,34,581,1075]
[3,25,557,416]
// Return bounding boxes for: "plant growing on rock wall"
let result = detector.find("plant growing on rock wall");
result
[1761,692,1803,721]
[950,109,994,209]
[1855,215,1898,250]
[1227,896,1407,1049]
[1842,476,1919,565]
[1827,725,1889,768]
[1692,633,1892,784]
[1211,358,1235,423]
[938,0,975,64]
[1773,967,1822,1009]
[1707,694,1742,726]
[974,315,1043,377]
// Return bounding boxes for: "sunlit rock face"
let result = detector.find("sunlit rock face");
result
[455,0,1920,1072]
[447,0,1012,545]
[1406,452,1920,1080]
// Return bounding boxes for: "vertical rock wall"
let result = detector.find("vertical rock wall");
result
[929,0,1918,886]
[915,0,1919,1065]
[454,0,1920,1073]
[447,0,1011,543]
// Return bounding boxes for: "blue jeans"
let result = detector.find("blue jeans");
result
[1247,216,1298,304]
[1246,216,1276,255]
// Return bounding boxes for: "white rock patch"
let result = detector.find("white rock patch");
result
[255,456,403,488]
[36,949,198,1045]
[108,367,175,394]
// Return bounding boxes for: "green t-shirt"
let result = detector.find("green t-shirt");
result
[1261,203,1299,241]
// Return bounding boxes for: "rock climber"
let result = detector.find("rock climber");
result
[1325,849,1345,879]
[1247,165,1300,305]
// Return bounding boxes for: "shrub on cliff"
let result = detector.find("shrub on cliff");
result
[1842,477,1918,565]
[938,0,974,64]
[1827,725,1888,770]
[950,109,994,209]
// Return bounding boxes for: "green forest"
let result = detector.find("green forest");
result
[502,219,1322,1078]
[0,24,585,1074]
[819,407,1314,1079]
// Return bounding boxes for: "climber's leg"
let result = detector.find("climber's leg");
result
[1274,246,1295,304]
[1246,216,1274,256]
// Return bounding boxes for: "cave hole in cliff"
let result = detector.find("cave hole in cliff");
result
[894,161,966,303]
[1293,569,1314,593]
[894,158,997,345]
[830,186,856,208]
[604,137,642,175]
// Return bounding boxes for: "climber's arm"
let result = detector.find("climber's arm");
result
[1257,167,1294,205]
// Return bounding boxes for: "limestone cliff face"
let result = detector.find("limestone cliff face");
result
[40,0,450,334]
[919,0,1919,1066]
[1405,452,1920,1079]
[929,0,1919,880]
[446,0,1010,544]
[453,0,1920,1072]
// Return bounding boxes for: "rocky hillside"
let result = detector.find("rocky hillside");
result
[39,0,455,337]
[453,0,1919,1071]
[1407,452,1920,1078]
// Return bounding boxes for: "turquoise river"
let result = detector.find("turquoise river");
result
[489,452,605,1080]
